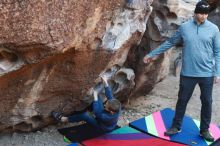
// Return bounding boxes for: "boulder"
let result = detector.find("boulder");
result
[0,0,152,132]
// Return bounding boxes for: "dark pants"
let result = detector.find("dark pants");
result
[68,112,100,129]
[68,86,114,132]
[172,75,214,131]
[68,97,104,130]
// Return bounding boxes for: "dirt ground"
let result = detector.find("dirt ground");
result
[0,74,219,146]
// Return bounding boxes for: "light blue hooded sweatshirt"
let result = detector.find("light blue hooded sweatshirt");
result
[147,18,220,77]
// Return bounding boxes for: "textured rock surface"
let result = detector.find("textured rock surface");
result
[0,0,152,132]
[208,0,220,27]
[130,0,220,96]
[0,0,219,133]
[126,0,196,96]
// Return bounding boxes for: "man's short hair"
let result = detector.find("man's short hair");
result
[106,99,121,113]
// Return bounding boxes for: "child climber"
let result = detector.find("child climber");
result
[51,74,121,132]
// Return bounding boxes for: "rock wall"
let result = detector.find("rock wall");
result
[208,0,220,27]
[129,0,220,96]
[0,0,152,132]
[0,0,219,132]
[127,0,195,96]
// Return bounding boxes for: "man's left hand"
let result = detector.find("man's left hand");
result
[214,76,220,84]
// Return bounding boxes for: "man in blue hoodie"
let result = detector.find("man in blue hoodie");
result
[143,1,220,142]
[51,74,121,132]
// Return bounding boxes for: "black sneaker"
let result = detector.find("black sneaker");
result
[51,111,63,121]
[200,130,214,142]
[164,127,181,136]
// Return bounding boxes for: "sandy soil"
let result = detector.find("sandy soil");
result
[0,74,219,146]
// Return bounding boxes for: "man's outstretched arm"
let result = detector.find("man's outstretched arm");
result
[100,74,114,100]
[92,90,103,117]
[143,27,183,64]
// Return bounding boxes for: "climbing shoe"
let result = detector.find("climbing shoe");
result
[51,111,63,121]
